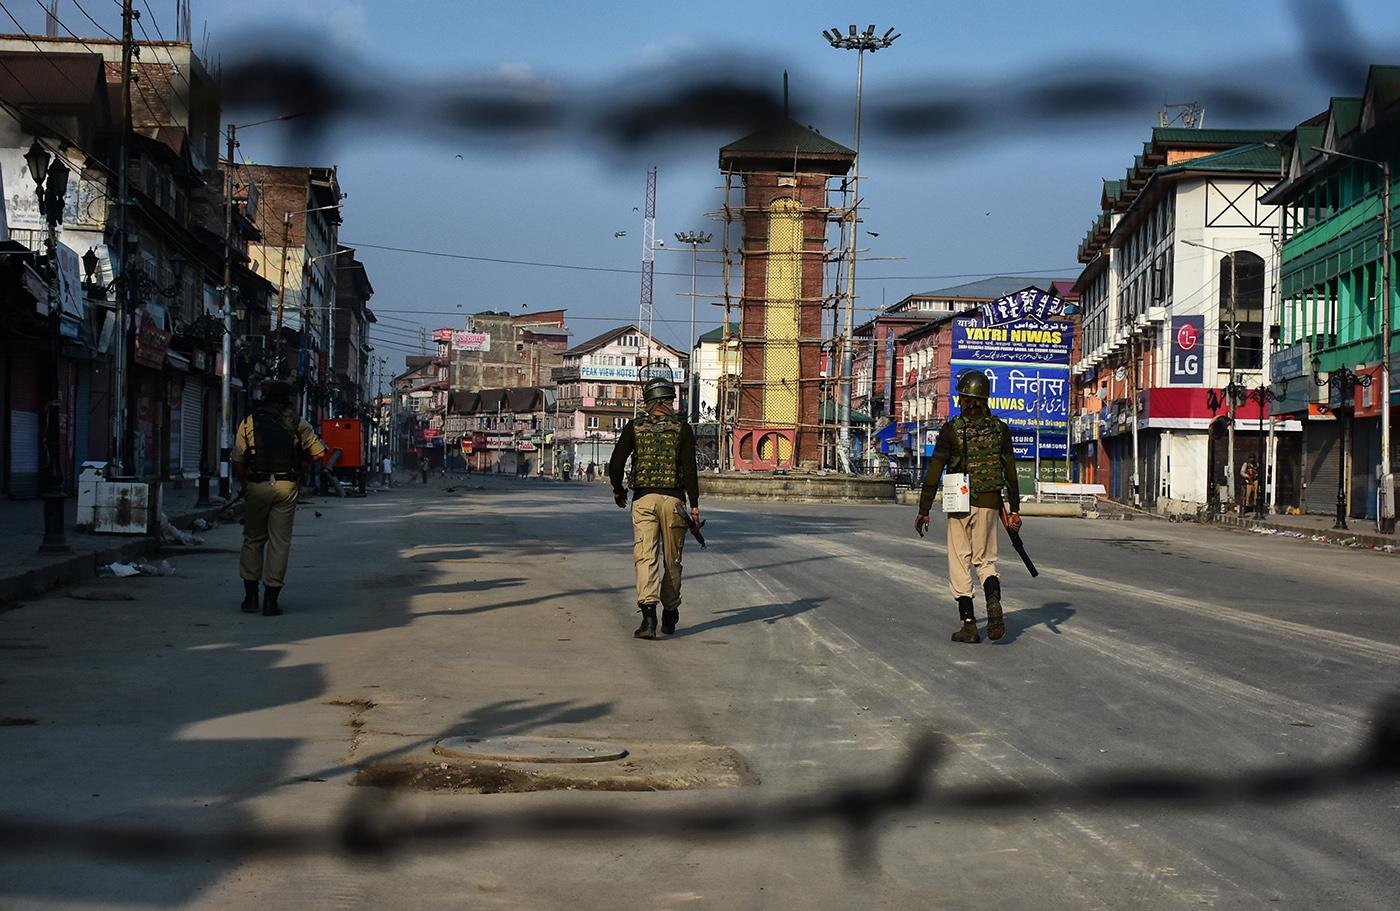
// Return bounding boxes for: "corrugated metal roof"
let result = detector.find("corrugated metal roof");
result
[1154,142,1282,176]
[1151,127,1284,145]
[1329,97,1364,135]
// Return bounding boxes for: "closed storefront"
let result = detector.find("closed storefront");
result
[6,354,42,499]
[1303,418,1341,515]
[179,379,204,478]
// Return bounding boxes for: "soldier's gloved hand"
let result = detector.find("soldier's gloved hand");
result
[614,489,628,509]
[914,513,929,538]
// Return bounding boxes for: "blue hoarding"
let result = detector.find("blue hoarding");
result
[950,307,1073,460]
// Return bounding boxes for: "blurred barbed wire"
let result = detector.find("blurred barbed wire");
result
[215,0,1394,159]
[2,693,1396,871]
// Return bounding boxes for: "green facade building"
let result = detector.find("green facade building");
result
[1264,66,1398,523]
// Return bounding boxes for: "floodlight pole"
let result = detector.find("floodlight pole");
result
[824,24,898,474]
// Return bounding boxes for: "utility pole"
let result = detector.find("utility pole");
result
[218,123,236,498]
[1227,251,1239,509]
[824,24,898,474]
[113,0,135,474]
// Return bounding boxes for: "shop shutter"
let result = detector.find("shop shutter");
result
[73,369,91,468]
[8,356,42,498]
[180,380,204,478]
[1304,420,1341,515]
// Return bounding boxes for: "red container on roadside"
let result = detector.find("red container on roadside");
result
[321,419,364,469]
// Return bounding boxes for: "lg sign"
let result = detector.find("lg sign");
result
[1170,315,1205,385]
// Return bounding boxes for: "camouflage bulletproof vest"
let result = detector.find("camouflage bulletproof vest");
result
[629,414,683,490]
[953,414,1005,495]
[251,408,299,474]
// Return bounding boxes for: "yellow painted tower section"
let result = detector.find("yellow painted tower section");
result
[763,197,802,446]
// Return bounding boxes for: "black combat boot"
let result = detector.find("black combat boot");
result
[984,576,1004,641]
[951,596,980,643]
[241,579,260,613]
[661,607,679,635]
[262,585,283,617]
[634,603,658,640]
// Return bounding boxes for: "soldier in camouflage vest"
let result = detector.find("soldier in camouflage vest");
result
[608,373,701,640]
[914,370,1023,643]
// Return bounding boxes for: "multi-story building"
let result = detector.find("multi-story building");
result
[551,325,685,473]
[689,322,740,468]
[241,163,343,420]
[0,35,233,490]
[1070,127,1287,510]
[448,309,570,393]
[1262,66,1399,524]
[332,246,374,419]
[690,323,739,424]
[393,352,447,469]
[450,386,555,475]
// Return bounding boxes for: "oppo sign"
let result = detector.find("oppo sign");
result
[1169,315,1205,385]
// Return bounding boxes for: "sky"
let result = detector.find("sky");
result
[9,0,1400,367]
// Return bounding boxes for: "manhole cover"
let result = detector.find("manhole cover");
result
[432,735,627,764]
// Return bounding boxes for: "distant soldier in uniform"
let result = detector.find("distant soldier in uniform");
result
[1240,453,1260,513]
[233,381,328,616]
[914,370,1022,643]
[608,373,700,640]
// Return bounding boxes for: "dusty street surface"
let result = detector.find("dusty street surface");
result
[2,476,1398,910]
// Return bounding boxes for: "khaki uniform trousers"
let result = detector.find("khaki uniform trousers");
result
[946,505,1000,599]
[631,493,687,608]
[240,479,299,588]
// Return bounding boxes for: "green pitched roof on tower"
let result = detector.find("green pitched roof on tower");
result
[720,119,855,158]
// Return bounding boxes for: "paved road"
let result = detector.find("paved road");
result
[2,476,1397,910]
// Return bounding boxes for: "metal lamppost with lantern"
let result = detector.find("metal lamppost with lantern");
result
[1313,356,1372,531]
[1246,382,1283,519]
[24,140,72,554]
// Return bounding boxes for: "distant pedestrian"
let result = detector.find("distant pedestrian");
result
[234,380,328,617]
[610,374,699,640]
[381,456,392,487]
[420,461,429,484]
[586,462,596,482]
[914,370,1022,644]
[1241,454,1260,513]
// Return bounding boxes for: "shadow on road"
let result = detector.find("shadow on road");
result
[672,597,824,637]
[998,601,1075,644]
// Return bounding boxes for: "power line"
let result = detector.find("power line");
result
[341,239,1078,284]
[69,0,117,40]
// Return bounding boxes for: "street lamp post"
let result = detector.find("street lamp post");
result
[26,140,72,554]
[1247,383,1282,519]
[675,230,711,423]
[823,23,898,474]
[1312,147,1393,533]
[1314,358,1372,530]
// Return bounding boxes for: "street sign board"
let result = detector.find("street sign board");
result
[950,295,1073,460]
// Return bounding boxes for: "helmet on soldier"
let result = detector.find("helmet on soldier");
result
[956,370,990,399]
[642,376,675,404]
[260,380,293,404]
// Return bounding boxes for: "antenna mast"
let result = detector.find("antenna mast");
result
[638,165,657,351]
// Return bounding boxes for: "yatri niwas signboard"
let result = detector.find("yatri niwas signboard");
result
[950,289,1073,460]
